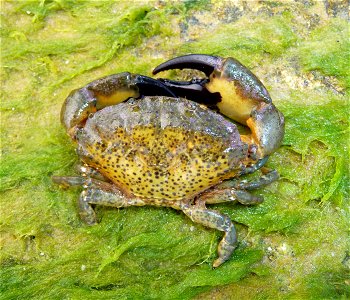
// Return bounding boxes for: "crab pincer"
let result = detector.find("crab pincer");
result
[153,54,285,170]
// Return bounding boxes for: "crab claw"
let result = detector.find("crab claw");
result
[153,54,285,159]
[61,72,176,139]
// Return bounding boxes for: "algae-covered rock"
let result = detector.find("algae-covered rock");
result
[1,1,349,299]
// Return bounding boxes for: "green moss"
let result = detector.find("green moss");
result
[179,13,297,65]
[279,99,349,205]
[1,1,349,299]
[298,18,350,89]
[16,0,88,23]
[301,269,350,299]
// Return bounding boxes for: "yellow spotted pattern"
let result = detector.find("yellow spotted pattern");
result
[82,125,241,201]
[77,96,246,201]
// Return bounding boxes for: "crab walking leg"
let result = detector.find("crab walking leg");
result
[77,180,147,225]
[74,177,187,224]
[218,167,279,191]
[79,188,148,224]
[57,175,238,267]
[52,176,86,188]
[78,190,98,225]
[182,206,237,268]
[75,164,111,182]
[200,188,263,205]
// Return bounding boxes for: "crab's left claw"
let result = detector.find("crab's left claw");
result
[153,54,285,160]
[61,73,176,139]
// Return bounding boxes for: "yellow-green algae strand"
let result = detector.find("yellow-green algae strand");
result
[1,1,349,299]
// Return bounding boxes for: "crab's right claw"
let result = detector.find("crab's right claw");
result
[153,54,285,159]
[61,73,176,139]
[153,54,272,123]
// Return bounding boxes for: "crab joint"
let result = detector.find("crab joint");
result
[246,102,285,157]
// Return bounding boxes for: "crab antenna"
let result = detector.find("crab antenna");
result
[153,54,222,77]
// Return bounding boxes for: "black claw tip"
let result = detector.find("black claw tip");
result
[153,54,222,77]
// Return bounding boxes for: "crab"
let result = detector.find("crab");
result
[53,54,284,268]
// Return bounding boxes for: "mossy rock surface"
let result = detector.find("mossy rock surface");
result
[1,1,349,299]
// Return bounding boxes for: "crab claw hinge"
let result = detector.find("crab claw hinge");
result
[153,54,285,159]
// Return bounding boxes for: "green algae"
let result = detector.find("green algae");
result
[179,13,297,64]
[1,1,349,299]
[298,18,350,89]
[279,99,349,204]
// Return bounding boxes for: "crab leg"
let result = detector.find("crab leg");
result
[52,175,86,188]
[153,54,285,160]
[78,179,147,225]
[198,188,263,205]
[80,182,238,268]
[182,205,237,268]
[53,174,237,267]
[61,72,176,138]
[220,167,279,190]
[75,164,111,182]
